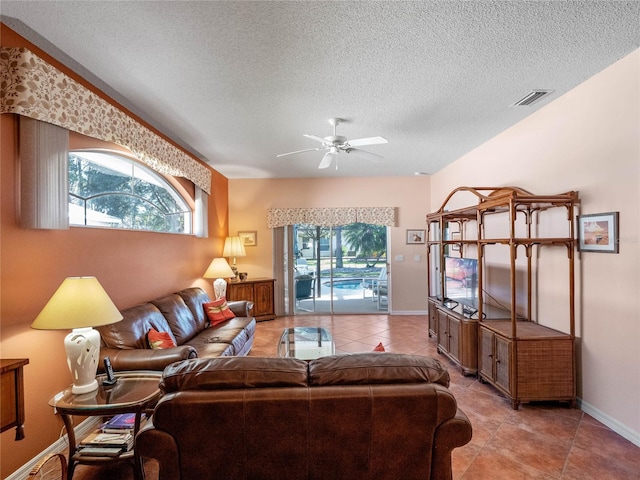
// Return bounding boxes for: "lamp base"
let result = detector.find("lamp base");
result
[65,327,100,395]
[71,378,99,395]
[213,278,228,300]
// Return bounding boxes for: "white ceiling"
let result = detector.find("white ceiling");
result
[2,1,638,179]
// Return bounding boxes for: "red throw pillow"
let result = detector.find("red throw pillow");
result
[204,297,236,326]
[373,342,386,352]
[148,328,177,349]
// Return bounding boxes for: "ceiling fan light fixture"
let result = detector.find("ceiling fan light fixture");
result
[278,118,387,169]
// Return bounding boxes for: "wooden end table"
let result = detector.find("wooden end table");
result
[49,371,162,480]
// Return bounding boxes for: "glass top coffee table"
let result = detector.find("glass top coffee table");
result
[277,327,335,360]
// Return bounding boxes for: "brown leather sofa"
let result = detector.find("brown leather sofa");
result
[97,287,256,372]
[137,353,472,479]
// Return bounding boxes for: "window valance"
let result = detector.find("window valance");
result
[266,207,396,228]
[0,47,211,194]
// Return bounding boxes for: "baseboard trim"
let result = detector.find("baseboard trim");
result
[388,310,428,315]
[577,397,640,447]
[6,417,102,480]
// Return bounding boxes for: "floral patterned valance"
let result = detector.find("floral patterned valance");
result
[267,207,396,228]
[0,47,211,194]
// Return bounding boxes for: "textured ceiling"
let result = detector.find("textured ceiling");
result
[2,1,639,179]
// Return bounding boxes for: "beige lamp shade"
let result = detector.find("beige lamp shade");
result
[31,277,122,394]
[223,236,247,259]
[31,276,122,330]
[223,236,246,280]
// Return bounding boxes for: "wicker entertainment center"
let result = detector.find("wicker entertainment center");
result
[426,186,578,409]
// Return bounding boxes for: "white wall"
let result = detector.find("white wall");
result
[430,49,640,443]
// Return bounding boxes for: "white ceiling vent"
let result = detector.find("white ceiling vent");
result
[511,90,554,107]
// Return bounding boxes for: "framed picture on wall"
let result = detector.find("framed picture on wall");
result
[238,230,257,247]
[577,212,619,253]
[406,229,426,245]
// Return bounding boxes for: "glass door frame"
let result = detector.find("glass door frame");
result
[286,223,389,315]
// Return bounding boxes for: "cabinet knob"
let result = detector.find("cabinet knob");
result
[488,354,493,358]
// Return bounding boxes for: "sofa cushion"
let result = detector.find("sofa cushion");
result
[177,287,210,330]
[98,303,174,350]
[151,294,202,346]
[148,328,177,349]
[203,297,236,325]
[308,353,450,388]
[160,357,309,393]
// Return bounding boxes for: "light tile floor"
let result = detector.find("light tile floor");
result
[251,314,640,480]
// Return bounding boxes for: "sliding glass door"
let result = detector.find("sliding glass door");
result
[289,222,388,314]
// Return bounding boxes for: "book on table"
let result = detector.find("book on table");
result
[76,446,124,457]
[100,412,142,433]
[79,431,133,454]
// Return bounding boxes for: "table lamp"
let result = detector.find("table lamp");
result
[31,277,123,394]
[204,257,235,299]
[222,236,246,281]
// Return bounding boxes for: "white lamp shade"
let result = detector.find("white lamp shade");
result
[223,236,246,259]
[31,277,122,330]
[203,257,235,279]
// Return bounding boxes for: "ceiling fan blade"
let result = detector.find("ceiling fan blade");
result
[318,152,337,169]
[345,148,383,161]
[276,147,322,157]
[345,136,388,147]
[303,134,328,144]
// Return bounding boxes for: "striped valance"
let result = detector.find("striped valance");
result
[0,47,211,194]
[267,207,396,228]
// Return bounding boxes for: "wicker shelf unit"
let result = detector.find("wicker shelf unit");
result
[426,186,578,409]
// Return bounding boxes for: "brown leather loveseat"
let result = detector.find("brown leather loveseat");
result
[137,353,472,479]
[97,287,256,372]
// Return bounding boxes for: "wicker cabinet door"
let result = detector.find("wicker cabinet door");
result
[448,316,461,363]
[436,309,449,353]
[428,300,438,338]
[495,336,511,393]
[479,327,494,379]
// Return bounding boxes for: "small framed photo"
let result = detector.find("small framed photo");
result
[406,229,426,245]
[238,230,257,247]
[451,232,461,251]
[577,212,619,253]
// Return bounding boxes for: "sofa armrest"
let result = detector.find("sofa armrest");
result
[136,419,181,480]
[227,300,254,318]
[99,346,197,372]
[431,407,473,480]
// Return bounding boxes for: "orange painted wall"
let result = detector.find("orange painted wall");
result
[0,27,229,477]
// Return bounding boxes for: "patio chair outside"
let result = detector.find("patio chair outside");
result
[362,266,387,302]
[295,274,316,312]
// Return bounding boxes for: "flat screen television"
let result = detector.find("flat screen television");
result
[444,256,479,311]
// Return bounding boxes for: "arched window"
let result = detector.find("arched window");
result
[69,150,192,234]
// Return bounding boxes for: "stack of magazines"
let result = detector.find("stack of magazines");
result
[77,413,143,456]
[77,431,133,456]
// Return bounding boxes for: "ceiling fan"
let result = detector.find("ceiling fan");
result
[277,118,388,169]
